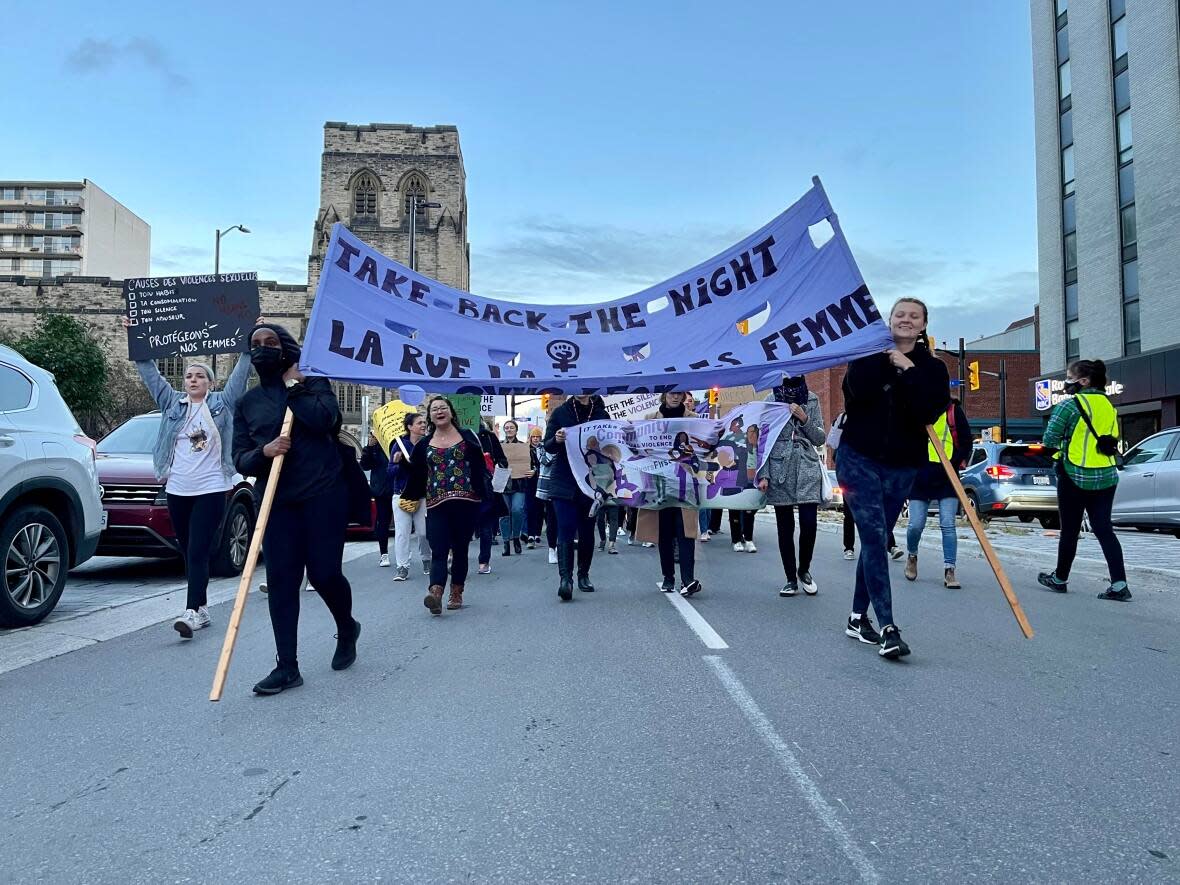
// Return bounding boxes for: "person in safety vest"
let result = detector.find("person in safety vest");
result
[903,394,972,589]
[1037,358,1131,601]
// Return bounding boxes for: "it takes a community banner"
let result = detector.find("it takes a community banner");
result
[299,180,892,394]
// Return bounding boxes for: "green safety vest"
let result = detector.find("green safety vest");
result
[1065,392,1119,469]
[927,408,953,463]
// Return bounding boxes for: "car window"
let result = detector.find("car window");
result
[969,449,988,466]
[97,417,162,453]
[1123,432,1176,466]
[0,364,34,412]
[999,446,1055,468]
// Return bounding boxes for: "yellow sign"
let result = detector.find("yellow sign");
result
[371,400,416,457]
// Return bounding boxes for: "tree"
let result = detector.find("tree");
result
[10,314,110,437]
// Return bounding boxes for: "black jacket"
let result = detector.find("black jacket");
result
[909,401,972,500]
[841,346,950,468]
[233,375,345,505]
[542,396,608,500]
[402,428,489,504]
[478,427,508,468]
[360,441,392,496]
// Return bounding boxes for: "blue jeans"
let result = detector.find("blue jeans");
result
[906,497,958,567]
[500,490,527,540]
[836,445,916,627]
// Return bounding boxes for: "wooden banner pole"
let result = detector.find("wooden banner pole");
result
[209,408,295,701]
[926,425,1034,639]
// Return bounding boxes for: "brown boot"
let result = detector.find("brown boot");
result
[944,567,961,589]
[447,583,464,610]
[904,554,918,582]
[424,584,444,615]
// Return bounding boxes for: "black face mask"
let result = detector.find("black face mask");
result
[1063,380,1083,395]
[251,345,284,375]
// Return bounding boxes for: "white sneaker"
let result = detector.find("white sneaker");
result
[700,530,711,543]
[733,542,744,553]
[378,553,390,568]
[194,606,211,630]
[843,549,855,560]
[548,548,558,564]
[173,610,197,639]
[744,541,757,553]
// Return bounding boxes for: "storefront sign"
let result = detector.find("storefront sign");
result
[1035,378,1125,411]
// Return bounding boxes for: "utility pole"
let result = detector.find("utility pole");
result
[999,358,1008,443]
[958,337,967,408]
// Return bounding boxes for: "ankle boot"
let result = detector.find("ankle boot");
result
[447,583,464,610]
[502,540,512,557]
[557,543,574,601]
[943,567,961,589]
[904,554,918,582]
[577,538,595,591]
[578,572,595,592]
[424,584,444,615]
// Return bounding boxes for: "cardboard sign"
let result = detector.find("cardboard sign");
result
[371,400,417,457]
[124,273,261,361]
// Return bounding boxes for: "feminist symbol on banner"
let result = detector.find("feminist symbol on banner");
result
[547,339,580,373]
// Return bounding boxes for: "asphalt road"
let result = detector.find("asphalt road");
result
[2,525,1178,883]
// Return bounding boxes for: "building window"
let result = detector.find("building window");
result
[1114,70,1130,113]
[402,174,427,218]
[1061,145,1075,195]
[1066,320,1080,362]
[1118,162,1135,206]
[156,357,185,388]
[0,188,20,201]
[1062,193,1076,234]
[1064,232,1077,275]
[332,382,363,415]
[1058,59,1072,101]
[1116,110,1133,163]
[352,172,378,220]
[1059,108,1073,145]
[1112,16,1128,63]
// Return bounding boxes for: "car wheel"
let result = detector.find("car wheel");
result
[965,491,989,524]
[1018,514,1034,523]
[211,498,254,578]
[0,506,70,628]
[1039,515,1061,530]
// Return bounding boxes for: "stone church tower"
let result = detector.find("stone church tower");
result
[307,122,471,422]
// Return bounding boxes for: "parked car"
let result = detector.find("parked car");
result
[1112,427,1180,536]
[0,344,104,627]
[95,413,255,575]
[959,442,1059,529]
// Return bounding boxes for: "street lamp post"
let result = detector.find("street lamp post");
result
[214,224,251,275]
[407,196,441,271]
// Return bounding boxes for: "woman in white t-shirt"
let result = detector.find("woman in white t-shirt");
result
[134,352,251,639]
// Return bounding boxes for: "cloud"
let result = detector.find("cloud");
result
[152,245,209,271]
[65,37,190,89]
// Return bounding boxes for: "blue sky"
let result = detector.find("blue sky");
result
[2,0,1037,345]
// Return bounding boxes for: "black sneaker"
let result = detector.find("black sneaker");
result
[1097,581,1132,601]
[879,625,911,659]
[1038,571,1068,593]
[888,547,905,561]
[798,571,818,595]
[779,581,798,597]
[659,577,675,593]
[253,663,303,695]
[331,619,361,671]
[680,580,702,598]
[845,614,881,645]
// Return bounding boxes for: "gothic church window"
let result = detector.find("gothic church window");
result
[402,174,427,217]
[352,173,378,220]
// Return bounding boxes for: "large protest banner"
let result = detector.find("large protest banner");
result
[299,179,892,394]
[124,273,261,361]
[563,402,792,510]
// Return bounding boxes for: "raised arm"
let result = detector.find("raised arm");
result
[219,352,252,409]
[134,360,178,412]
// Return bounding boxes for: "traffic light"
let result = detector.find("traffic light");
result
[708,386,719,406]
[968,361,980,391]
[540,393,550,412]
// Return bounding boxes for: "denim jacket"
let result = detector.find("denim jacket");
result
[136,354,252,482]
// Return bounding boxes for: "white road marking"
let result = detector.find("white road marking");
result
[704,655,880,885]
[661,589,729,649]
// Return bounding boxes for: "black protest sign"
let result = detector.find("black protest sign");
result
[123,273,261,361]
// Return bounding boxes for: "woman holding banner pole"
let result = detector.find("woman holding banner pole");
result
[543,394,608,601]
[835,298,949,660]
[387,411,430,582]
[232,323,360,695]
[641,392,702,598]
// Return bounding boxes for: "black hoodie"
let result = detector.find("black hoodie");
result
[232,323,345,505]
[542,396,608,500]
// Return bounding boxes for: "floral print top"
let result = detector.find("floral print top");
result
[426,441,480,508]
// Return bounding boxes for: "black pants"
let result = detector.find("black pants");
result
[528,488,545,538]
[553,496,596,576]
[658,508,695,584]
[728,510,755,543]
[774,503,818,581]
[1055,469,1126,582]
[373,493,393,554]
[625,506,638,536]
[262,483,353,669]
[167,492,226,611]
[597,504,620,543]
[477,510,497,565]
[427,500,479,586]
[845,508,896,551]
[707,509,723,533]
[545,500,559,549]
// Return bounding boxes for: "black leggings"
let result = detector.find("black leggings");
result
[1055,470,1126,582]
[427,500,479,586]
[262,483,353,669]
[373,493,393,554]
[774,503,818,581]
[658,508,695,583]
[545,500,559,549]
[843,508,895,552]
[729,510,755,543]
[167,492,226,610]
[597,504,620,542]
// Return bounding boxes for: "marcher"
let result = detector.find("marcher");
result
[543,394,608,601]
[359,425,393,567]
[401,396,489,614]
[499,420,533,556]
[842,508,856,559]
[639,392,702,597]
[757,375,826,597]
[387,411,431,581]
[476,419,509,574]
[1038,359,1131,601]
[233,323,360,694]
[835,298,950,660]
[904,395,971,589]
[133,343,251,640]
[728,510,756,552]
[525,427,545,548]
[534,435,560,564]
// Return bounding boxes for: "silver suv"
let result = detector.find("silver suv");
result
[0,344,104,627]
